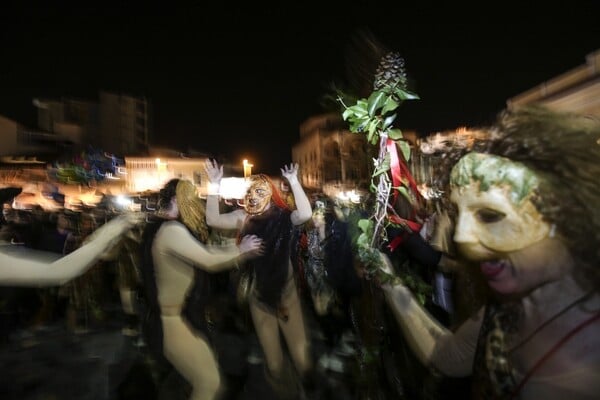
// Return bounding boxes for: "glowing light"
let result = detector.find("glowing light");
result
[131,175,161,193]
[105,172,120,180]
[219,177,250,199]
[243,159,253,179]
[115,194,133,208]
[336,189,361,204]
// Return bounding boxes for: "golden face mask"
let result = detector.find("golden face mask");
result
[244,176,272,215]
[450,153,550,260]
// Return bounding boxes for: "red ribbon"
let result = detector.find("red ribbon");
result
[386,138,423,206]
[385,138,424,252]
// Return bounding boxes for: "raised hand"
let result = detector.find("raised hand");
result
[204,159,223,184]
[280,163,299,186]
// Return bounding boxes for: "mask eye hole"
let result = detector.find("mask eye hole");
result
[476,208,505,223]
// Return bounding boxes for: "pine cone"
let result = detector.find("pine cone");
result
[373,52,407,91]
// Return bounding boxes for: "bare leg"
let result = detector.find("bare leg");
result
[119,288,136,315]
[249,295,284,378]
[278,278,312,377]
[161,315,222,400]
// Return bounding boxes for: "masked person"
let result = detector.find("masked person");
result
[140,178,263,400]
[204,160,314,397]
[297,198,362,346]
[381,106,600,399]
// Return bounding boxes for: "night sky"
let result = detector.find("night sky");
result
[1,2,599,175]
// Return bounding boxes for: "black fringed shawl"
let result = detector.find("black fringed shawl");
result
[240,205,293,310]
[140,217,166,359]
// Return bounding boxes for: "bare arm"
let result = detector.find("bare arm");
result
[281,163,312,226]
[0,214,139,287]
[206,195,246,230]
[204,158,246,230]
[159,221,261,272]
[383,283,482,376]
[380,250,482,377]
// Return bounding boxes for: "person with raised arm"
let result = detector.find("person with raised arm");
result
[204,160,314,397]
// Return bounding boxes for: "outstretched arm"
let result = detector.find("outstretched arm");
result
[281,163,312,226]
[380,252,482,377]
[0,213,140,287]
[159,221,262,272]
[204,159,246,230]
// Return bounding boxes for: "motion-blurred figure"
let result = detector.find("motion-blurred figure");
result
[139,178,262,400]
[382,106,600,399]
[205,160,314,398]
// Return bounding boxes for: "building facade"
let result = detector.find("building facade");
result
[99,91,152,156]
[412,49,600,200]
[33,91,152,157]
[124,156,208,194]
[33,97,97,148]
[0,114,75,159]
[507,49,600,116]
[291,112,375,198]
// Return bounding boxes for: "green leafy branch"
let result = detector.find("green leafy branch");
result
[339,52,423,289]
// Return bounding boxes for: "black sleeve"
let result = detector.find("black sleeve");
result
[401,231,442,270]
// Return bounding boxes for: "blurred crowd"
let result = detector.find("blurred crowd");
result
[0,196,127,335]
[1,105,597,400]
[0,183,463,400]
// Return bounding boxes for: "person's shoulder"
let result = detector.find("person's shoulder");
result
[153,220,189,245]
[160,219,185,231]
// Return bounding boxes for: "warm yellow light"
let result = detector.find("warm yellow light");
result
[243,159,253,178]
[155,158,167,172]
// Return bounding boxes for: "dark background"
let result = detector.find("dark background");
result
[1,2,599,174]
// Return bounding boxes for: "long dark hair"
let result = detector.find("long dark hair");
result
[157,178,179,212]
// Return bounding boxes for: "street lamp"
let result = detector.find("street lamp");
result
[243,159,253,179]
